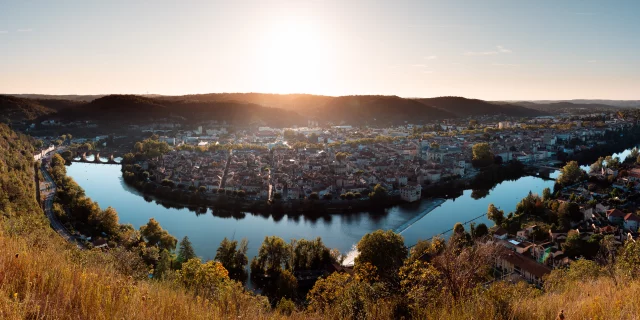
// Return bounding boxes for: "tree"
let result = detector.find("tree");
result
[254,236,292,274]
[542,187,552,201]
[140,218,177,251]
[558,201,582,222]
[355,230,408,284]
[472,143,493,167]
[177,236,197,264]
[215,238,249,281]
[473,223,489,239]
[368,184,388,203]
[562,230,584,258]
[336,152,350,162]
[453,223,465,234]
[307,272,352,312]
[179,258,230,297]
[617,240,640,279]
[89,206,119,235]
[557,161,584,186]
[275,269,298,301]
[292,237,332,271]
[626,148,639,163]
[154,249,173,279]
[487,204,505,226]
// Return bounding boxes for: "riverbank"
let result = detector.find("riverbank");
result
[119,159,529,219]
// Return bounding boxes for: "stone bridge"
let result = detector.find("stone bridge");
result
[74,151,122,164]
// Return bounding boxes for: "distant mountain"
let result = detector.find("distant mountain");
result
[10,94,105,102]
[4,93,566,127]
[53,94,305,127]
[316,95,455,125]
[0,95,56,123]
[518,100,640,108]
[415,97,545,117]
[507,101,625,113]
[157,93,333,115]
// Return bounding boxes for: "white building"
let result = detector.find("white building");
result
[400,182,421,202]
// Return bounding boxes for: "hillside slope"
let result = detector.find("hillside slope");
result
[415,97,545,117]
[53,94,306,126]
[318,95,455,125]
[509,101,623,113]
[0,124,282,319]
[0,95,55,123]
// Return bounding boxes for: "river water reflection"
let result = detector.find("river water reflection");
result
[68,163,561,260]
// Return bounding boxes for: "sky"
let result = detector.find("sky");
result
[1,0,639,100]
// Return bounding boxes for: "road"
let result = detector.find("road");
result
[39,152,84,249]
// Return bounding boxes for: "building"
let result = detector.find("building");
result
[495,248,552,287]
[624,213,640,232]
[607,209,626,225]
[400,182,421,202]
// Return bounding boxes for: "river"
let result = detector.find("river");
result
[66,163,563,261]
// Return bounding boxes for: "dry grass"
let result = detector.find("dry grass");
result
[0,228,315,320]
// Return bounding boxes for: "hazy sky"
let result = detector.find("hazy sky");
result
[1,0,639,99]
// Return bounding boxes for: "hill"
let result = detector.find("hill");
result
[0,95,56,123]
[53,94,306,126]
[508,101,625,113]
[317,95,455,125]
[415,96,545,117]
[158,92,333,115]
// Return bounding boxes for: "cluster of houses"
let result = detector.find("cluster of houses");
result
[491,162,640,287]
[137,112,638,205]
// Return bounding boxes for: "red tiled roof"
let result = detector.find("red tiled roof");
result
[625,213,640,222]
[499,248,552,278]
[607,209,625,218]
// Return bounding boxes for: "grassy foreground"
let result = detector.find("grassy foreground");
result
[2,227,639,320]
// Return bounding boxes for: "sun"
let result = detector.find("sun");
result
[259,20,333,94]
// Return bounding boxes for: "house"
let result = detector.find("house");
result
[491,226,509,240]
[495,248,551,287]
[400,182,421,202]
[607,209,626,225]
[624,213,640,232]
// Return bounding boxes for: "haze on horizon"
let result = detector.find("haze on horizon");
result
[1,0,639,100]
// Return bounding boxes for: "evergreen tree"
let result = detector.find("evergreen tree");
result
[154,249,173,279]
[177,236,197,264]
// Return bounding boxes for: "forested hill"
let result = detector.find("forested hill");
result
[414,96,546,117]
[0,95,56,123]
[53,94,306,127]
[0,123,41,217]
[4,93,553,126]
[508,101,626,113]
[316,95,455,125]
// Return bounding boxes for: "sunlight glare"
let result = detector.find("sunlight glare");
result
[260,19,333,94]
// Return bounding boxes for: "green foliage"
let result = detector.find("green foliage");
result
[140,218,178,251]
[472,143,493,167]
[177,236,197,264]
[557,161,585,186]
[487,203,505,226]
[154,249,173,280]
[368,184,388,203]
[215,237,249,282]
[355,230,408,284]
[291,237,333,271]
[561,231,584,258]
[133,137,170,159]
[275,297,296,315]
[179,258,231,298]
[253,236,292,275]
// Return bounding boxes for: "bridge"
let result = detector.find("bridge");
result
[73,151,122,164]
